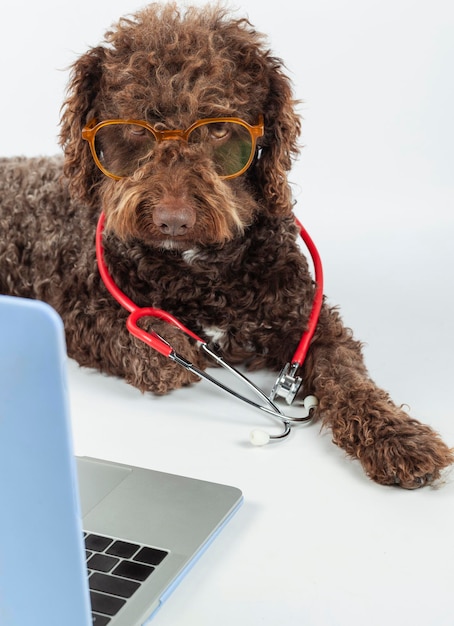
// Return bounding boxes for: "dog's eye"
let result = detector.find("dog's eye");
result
[128,125,148,138]
[93,123,157,178]
[208,124,230,141]
[187,120,255,178]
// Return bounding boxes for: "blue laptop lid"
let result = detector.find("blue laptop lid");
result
[0,296,91,626]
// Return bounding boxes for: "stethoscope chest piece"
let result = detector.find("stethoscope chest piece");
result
[270,362,303,405]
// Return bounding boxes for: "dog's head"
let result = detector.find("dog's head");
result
[60,3,300,250]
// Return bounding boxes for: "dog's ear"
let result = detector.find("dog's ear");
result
[59,46,106,205]
[252,62,301,216]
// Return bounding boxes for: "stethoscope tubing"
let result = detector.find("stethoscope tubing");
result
[292,219,324,367]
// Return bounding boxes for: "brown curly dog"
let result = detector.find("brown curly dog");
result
[0,3,452,488]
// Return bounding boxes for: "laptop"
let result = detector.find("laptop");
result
[0,295,243,626]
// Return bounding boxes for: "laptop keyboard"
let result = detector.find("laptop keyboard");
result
[84,532,169,625]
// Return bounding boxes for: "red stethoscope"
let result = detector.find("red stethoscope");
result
[96,212,323,444]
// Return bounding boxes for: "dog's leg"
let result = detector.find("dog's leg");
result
[63,309,204,394]
[302,306,454,488]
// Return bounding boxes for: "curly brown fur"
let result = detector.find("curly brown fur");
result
[1,3,452,488]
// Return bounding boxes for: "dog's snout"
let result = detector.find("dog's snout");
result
[153,201,196,237]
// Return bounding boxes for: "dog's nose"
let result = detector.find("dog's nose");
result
[153,203,196,237]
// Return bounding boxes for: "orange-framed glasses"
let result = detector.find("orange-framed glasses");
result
[82,115,264,181]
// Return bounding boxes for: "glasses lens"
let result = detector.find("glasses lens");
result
[188,121,254,177]
[94,123,156,178]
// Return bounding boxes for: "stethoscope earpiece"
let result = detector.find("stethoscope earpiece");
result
[250,429,271,446]
[303,395,319,412]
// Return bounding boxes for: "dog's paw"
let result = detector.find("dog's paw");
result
[358,417,454,489]
[125,319,207,394]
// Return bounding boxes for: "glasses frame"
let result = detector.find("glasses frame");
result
[82,115,264,181]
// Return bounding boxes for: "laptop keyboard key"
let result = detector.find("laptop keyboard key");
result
[90,590,126,616]
[134,546,168,566]
[92,613,111,625]
[90,572,140,598]
[106,540,140,559]
[88,553,120,573]
[113,560,154,582]
[87,554,120,572]
[85,534,114,552]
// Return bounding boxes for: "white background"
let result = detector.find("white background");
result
[2,1,454,625]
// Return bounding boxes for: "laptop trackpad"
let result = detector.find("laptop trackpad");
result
[76,457,132,517]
